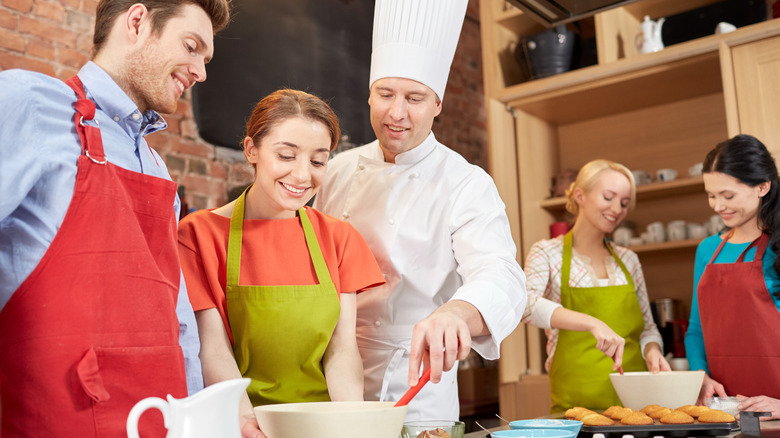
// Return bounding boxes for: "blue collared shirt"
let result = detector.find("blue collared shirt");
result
[0,62,203,394]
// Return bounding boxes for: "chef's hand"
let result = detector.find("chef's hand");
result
[408,300,484,386]
[643,343,671,373]
[241,415,266,438]
[589,319,625,370]
[736,395,780,421]
[697,373,727,405]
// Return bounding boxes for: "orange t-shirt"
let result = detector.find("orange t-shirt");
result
[178,206,385,342]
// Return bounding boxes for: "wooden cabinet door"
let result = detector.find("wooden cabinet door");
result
[730,35,780,156]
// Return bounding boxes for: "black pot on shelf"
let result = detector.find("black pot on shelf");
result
[515,25,576,80]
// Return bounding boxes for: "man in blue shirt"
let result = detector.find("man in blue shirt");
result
[0,1,232,436]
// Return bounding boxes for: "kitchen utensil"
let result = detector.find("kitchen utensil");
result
[609,370,705,410]
[401,420,465,438]
[636,15,666,53]
[646,222,666,243]
[509,419,583,434]
[656,168,678,182]
[254,401,408,438]
[550,221,571,238]
[705,396,741,416]
[579,418,737,438]
[395,367,431,407]
[127,378,250,438]
[668,220,687,241]
[630,170,653,186]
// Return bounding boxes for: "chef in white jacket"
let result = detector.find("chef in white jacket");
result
[314,0,527,421]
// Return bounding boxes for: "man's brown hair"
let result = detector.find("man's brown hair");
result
[92,0,231,56]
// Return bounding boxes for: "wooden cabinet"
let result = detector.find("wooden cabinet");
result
[479,0,780,420]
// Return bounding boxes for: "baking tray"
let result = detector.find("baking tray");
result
[578,420,739,438]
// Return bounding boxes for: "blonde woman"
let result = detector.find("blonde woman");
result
[522,159,670,412]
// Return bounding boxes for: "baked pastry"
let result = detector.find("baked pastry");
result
[620,411,654,425]
[417,429,450,438]
[581,413,615,426]
[676,405,710,418]
[565,407,592,420]
[603,405,622,418]
[608,407,634,420]
[648,407,672,419]
[660,410,695,424]
[698,409,736,423]
[640,404,662,415]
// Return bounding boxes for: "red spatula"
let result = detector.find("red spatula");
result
[395,367,432,407]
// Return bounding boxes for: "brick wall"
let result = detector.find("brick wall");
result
[0,0,487,211]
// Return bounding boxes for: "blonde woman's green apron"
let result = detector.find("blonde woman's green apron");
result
[549,231,646,412]
[226,190,340,406]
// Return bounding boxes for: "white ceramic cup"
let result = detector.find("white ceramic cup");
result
[629,237,645,246]
[687,222,707,239]
[647,221,666,243]
[631,169,653,185]
[668,220,687,241]
[669,357,690,371]
[688,162,703,177]
[707,214,724,235]
[613,227,633,246]
[656,168,678,182]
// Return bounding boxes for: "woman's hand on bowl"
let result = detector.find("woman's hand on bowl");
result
[697,374,727,405]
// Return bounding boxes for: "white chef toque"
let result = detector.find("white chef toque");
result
[369,0,469,101]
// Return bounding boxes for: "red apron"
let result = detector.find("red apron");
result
[0,76,187,437]
[698,231,780,398]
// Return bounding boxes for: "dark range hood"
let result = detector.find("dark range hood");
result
[506,0,641,27]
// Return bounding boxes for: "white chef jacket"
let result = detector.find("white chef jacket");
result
[314,132,527,420]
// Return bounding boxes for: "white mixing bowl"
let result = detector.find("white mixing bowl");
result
[254,401,408,438]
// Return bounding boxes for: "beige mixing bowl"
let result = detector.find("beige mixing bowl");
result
[254,401,408,438]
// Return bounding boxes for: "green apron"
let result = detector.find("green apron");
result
[226,189,340,406]
[549,231,646,412]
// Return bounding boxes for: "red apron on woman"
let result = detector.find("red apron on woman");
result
[0,76,187,437]
[697,231,780,398]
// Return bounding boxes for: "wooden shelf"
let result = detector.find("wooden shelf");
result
[539,176,704,210]
[499,19,780,124]
[627,237,703,253]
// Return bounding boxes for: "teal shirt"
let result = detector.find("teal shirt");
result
[685,233,780,374]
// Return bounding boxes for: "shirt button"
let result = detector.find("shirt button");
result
[409,172,419,179]
[132,113,141,120]
[342,212,350,219]
[375,320,381,327]
[113,115,120,122]
[382,273,388,279]
[388,218,395,225]
[358,164,365,171]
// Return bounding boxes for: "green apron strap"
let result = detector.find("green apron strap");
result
[561,231,574,289]
[226,186,251,287]
[297,208,331,285]
[607,241,635,290]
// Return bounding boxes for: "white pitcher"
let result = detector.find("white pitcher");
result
[636,15,665,54]
[127,378,250,438]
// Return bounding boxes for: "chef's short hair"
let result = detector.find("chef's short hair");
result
[565,159,636,216]
[92,0,231,56]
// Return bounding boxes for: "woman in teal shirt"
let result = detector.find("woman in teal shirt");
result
[685,134,780,420]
